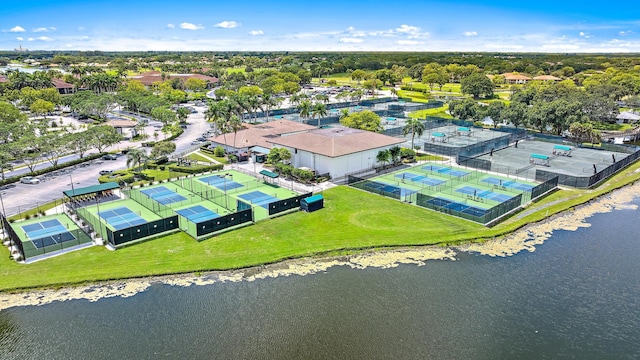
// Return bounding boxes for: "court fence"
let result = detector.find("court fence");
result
[348,175,402,201]
[535,148,640,188]
[1,214,92,260]
[268,193,312,216]
[106,216,179,247]
[415,192,523,225]
[177,208,253,239]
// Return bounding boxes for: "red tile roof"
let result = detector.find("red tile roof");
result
[533,75,562,81]
[502,73,532,81]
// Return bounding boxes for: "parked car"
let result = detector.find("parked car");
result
[99,170,114,176]
[190,140,203,145]
[20,176,40,184]
[196,137,206,142]
[102,154,118,160]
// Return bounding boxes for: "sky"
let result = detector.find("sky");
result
[2,0,640,53]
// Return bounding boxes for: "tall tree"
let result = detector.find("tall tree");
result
[461,73,495,99]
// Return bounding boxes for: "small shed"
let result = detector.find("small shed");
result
[300,194,324,212]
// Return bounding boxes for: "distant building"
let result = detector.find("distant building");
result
[106,119,138,140]
[533,75,562,81]
[501,73,532,84]
[52,78,76,94]
[616,111,640,124]
[267,127,406,179]
[128,71,218,89]
[14,44,28,52]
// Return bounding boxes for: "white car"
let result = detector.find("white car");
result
[20,176,41,184]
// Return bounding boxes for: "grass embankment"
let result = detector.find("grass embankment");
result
[2,161,640,292]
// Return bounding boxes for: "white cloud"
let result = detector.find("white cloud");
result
[28,36,54,41]
[579,31,591,38]
[396,24,419,33]
[396,40,422,45]
[16,37,23,41]
[463,31,478,37]
[10,26,25,33]
[340,37,363,43]
[619,31,632,36]
[180,22,204,30]
[77,26,86,31]
[167,24,175,29]
[215,21,239,29]
[249,30,264,36]
[33,27,56,33]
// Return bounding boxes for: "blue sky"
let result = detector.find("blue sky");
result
[2,0,640,52]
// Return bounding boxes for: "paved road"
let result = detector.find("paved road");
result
[0,104,210,216]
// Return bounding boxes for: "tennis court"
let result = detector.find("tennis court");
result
[199,175,244,191]
[455,186,513,203]
[481,177,535,191]
[363,181,419,197]
[21,219,76,249]
[176,205,220,222]
[425,197,488,217]
[99,206,148,230]
[140,186,188,205]
[422,164,470,178]
[238,191,280,208]
[394,172,445,186]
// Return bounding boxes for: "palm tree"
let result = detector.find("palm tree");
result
[339,108,350,120]
[311,102,328,127]
[390,87,398,99]
[126,148,148,171]
[403,118,425,150]
[376,149,391,169]
[298,99,312,122]
[262,94,281,122]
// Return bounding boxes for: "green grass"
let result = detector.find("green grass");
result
[592,122,635,131]
[415,154,447,161]
[409,105,452,119]
[2,160,640,292]
[185,152,216,163]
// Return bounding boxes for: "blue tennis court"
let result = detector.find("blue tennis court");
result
[426,197,487,217]
[176,205,219,222]
[21,219,77,249]
[422,165,470,178]
[363,181,418,197]
[456,186,513,203]
[238,191,280,209]
[394,172,445,186]
[99,206,148,230]
[199,175,244,191]
[140,186,188,205]
[481,177,535,191]
[238,191,279,208]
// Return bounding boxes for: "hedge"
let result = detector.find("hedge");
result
[1,152,107,187]
[98,171,135,184]
[167,164,223,174]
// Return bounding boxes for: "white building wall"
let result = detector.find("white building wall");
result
[289,146,397,179]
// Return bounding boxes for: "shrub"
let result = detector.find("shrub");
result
[213,146,225,157]
[167,164,223,174]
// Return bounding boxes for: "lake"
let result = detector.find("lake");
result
[1,193,639,359]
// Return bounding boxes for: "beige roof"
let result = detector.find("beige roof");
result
[52,78,75,89]
[502,73,532,80]
[208,120,316,149]
[533,75,562,81]
[266,127,405,157]
[128,71,218,86]
[106,119,137,128]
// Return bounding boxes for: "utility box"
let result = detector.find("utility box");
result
[300,194,324,212]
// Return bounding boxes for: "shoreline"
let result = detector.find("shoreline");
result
[1,180,638,311]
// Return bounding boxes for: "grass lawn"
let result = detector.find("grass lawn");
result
[409,105,452,119]
[2,160,640,291]
[185,152,218,163]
